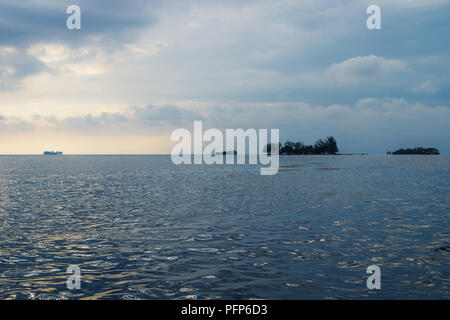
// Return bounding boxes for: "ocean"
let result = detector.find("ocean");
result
[0,155,449,299]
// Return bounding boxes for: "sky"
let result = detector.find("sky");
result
[0,0,449,154]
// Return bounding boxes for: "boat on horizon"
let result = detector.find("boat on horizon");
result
[215,150,238,155]
[43,151,63,155]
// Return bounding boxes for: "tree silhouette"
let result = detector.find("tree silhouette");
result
[276,136,339,155]
[325,136,339,154]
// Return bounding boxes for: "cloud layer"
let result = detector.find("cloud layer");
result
[1,98,449,154]
[0,0,449,153]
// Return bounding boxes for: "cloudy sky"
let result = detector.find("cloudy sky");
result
[0,0,449,154]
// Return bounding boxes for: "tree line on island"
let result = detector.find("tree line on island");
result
[264,136,440,156]
[265,136,339,155]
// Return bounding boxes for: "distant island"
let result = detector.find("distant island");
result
[387,147,440,155]
[265,136,339,155]
[43,151,63,155]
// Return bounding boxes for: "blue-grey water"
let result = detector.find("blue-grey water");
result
[0,155,449,300]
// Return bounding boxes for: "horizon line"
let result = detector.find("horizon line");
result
[0,153,448,156]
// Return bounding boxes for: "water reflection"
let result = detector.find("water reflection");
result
[0,155,449,299]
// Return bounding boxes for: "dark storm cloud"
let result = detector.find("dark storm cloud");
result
[0,0,160,49]
[0,47,47,90]
[0,0,159,89]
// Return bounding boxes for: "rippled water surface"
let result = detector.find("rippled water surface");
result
[0,155,449,299]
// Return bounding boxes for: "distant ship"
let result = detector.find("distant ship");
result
[43,151,63,155]
[216,150,238,155]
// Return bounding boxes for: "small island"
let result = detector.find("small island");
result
[43,151,63,155]
[388,147,440,155]
[265,136,339,155]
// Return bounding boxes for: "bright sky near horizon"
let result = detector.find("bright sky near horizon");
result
[0,0,449,154]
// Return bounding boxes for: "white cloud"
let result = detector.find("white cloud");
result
[27,43,111,76]
[297,55,409,88]
[412,80,439,94]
